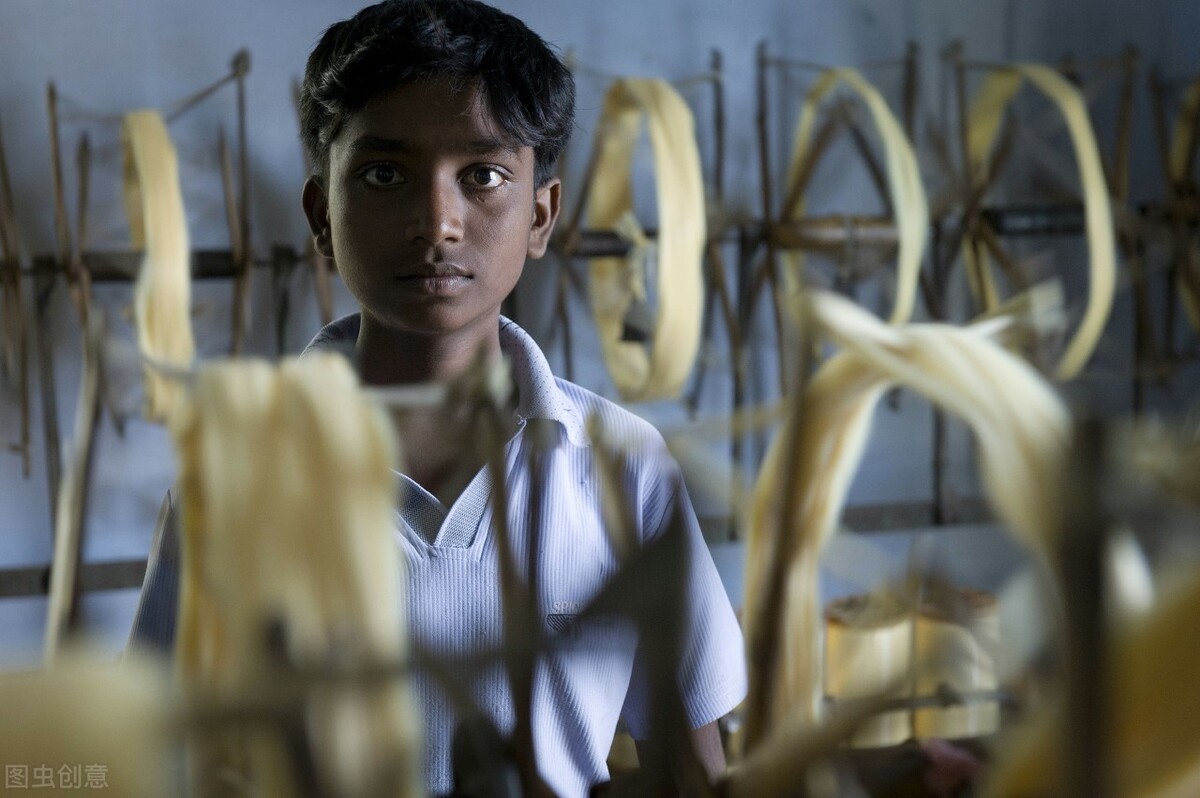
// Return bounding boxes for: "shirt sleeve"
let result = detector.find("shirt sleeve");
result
[126,488,181,655]
[619,453,747,740]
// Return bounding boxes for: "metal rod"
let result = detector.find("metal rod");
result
[218,128,246,354]
[771,214,898,250]
[30,249,293,283]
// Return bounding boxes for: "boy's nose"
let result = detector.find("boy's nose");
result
[404,178,465,245]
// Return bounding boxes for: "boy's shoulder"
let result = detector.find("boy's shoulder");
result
[301,313,359,359]
[550,376,672,463]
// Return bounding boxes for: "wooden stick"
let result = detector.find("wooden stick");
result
[0,121,31,476]
[559,130,603,256]
[777,110,845,225]
[687,257,721,420]
[33,256,63,528]
[976,218,1032,293]
[902,42,919,141]
[43,317,104,662]
[843,101,894,217]
[1148,68,1175,196]
[69,132,93,326]
[271,245,295,356]
[235,55,253,355]
[1060,422,1111,798]
[1111,47,1137,203]
[47,84,74,273]
[218,128,247,354]
[686,238,741,423]
[711,49,726,207]
[1149,69,1184,360]
[755,42,790,394]
[481,389,545,797]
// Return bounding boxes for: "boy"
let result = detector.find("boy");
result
[130,1,746,795]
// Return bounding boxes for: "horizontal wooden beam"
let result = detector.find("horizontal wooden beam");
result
[0,558,146,598]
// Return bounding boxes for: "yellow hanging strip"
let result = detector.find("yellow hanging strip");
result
[780,68,928,325]
[0,655,171,797]
[742,291,1069,744]
[122,110,195,421]
[985,568,1200,798]
[172,354,421,797]
[1168,78,1200,331]
[586,78,706,402]
[963,65,1117,380]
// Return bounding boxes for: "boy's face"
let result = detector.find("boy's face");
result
[303,78,560,338]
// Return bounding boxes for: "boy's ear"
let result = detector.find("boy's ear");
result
[526,177,561,260]
[302,176,334,258]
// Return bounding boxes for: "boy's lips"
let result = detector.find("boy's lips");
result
[395,263,472,296]
[396,263,471,280]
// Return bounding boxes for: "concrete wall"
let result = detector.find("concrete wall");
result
[0,0,1196,665]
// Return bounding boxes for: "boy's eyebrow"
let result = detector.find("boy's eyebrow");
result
[347,134,522,157]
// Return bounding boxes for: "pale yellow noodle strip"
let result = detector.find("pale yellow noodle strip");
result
[985,569,1200,798]
[743,291,1069,737]
[586,78,706,402]
[781,68,928,325]
[122,110,195,422]
[172,354,421,797]
[0,653,171,797]
[964,66,1116,380]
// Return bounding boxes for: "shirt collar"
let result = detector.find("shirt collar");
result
[302,313,587,447]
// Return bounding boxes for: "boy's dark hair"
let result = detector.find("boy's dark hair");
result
[300,0,575,187]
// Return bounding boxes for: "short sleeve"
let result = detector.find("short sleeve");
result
[619,460,747,739]
[126,488,181,655]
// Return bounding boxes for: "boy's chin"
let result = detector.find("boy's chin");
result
[366,305,498,339]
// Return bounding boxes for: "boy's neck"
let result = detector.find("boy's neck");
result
[355,312,503,386]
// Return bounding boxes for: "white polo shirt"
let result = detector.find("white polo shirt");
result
[130,315,746,797]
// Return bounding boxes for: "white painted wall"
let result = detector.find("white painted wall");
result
[0,0,1195,665]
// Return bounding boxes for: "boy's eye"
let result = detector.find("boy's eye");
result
[363,164,401,186]
[464,167,506,189]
